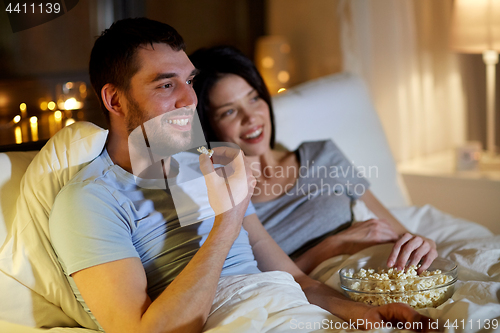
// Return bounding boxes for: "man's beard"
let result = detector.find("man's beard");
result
[125,94,193,158]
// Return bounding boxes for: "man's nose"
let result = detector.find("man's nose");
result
[175,84,197,109]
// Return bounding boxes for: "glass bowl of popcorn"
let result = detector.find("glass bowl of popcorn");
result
[339,256,457,308]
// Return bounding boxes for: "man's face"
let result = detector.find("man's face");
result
[124,43,198,156]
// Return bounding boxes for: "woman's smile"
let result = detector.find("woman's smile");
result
[241,125,264,143]
[208,74,272,156]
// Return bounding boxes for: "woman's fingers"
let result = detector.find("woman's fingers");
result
[417,248,438,274]
[395,236,424,270]
[407,240,431,268]
[387,233,438,272]
[387,232,413,268]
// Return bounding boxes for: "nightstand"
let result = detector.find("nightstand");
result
[398,150,500,234]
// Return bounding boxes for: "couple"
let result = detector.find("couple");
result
[49,17,436,333]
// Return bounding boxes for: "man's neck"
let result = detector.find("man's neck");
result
[106,128,134,173]
[107,130,173,177]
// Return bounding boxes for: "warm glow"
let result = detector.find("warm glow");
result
[15,126,22,144]
[65,118,76,126]
[40,101,48,111]
[65,82,74,89]
[79,83,87,94]
[277,71,290,83]
[277,88,287,93]
[13,115,21,123]
[262,56,275,68]
[30,116,38,141]
[54,110,62,120]
[64,98,77,110]
[280,43,291,54]
[48,101,56,110]
[0,95,8,107]
[19,103,26,111]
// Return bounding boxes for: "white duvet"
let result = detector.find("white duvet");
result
[1,204,499,333]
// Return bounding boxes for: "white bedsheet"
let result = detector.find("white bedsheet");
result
[310,205,500,333]
[1,205,498,332]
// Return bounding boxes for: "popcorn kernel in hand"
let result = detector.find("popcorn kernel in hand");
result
[197,146,214,158]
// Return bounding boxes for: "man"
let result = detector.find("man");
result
[50,18,432,333]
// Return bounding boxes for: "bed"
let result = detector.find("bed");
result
[0,73,498,332]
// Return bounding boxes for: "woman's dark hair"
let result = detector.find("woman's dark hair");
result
[189,46,276,148]
[89,18,185,123]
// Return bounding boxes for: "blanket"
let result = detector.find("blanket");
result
[1,204,498,333]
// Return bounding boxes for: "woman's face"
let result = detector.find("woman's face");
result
[208,74,272,156]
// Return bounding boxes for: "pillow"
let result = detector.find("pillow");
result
[0,151,39,247]
[271,72,410,208]
[0,122,107,329]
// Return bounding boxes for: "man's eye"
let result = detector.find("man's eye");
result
[186,79,193,85]
[161,83,172,89]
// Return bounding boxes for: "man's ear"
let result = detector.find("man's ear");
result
[101,83,125,117]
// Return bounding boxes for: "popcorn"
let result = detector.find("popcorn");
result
[344,265,454,308]
[197,146,214,158]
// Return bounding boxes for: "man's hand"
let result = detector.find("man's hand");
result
[387,233,438,274]
[362,303,438,332]
[199,146,256,217]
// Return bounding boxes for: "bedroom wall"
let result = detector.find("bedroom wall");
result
[0,0,494,150]
[266,0,343,87]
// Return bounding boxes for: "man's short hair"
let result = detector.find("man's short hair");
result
[89,18,185,123]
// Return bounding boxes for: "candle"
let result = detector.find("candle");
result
[54,110,62,130]
[14,126,22,144]
[19,103,27,118]
[30,116,38,141]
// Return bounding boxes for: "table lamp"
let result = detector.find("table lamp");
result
[450,0,500,169]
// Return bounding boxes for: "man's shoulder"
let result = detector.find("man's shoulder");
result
[66,150,112,185]
[57,151,120,204]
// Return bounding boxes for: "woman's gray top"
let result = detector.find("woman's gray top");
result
[253,140,370,258]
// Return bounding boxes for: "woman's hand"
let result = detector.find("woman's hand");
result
[387,233,438,274]
[333,219,400,254]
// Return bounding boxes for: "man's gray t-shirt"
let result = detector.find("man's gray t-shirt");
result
[49,149,259,330]
[254,140,370,257]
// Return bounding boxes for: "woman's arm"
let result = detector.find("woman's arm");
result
[294,218,399,274]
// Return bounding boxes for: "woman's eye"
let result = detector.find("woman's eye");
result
[186,79,193,85]
[250,95,259,102]
[222,109,235,117]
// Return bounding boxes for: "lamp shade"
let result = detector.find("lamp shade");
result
[450,0,500,53]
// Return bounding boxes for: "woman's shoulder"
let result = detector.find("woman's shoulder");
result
[297,139,340,156]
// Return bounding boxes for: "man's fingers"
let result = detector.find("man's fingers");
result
[210,146,242,165]
[199,153,215,176]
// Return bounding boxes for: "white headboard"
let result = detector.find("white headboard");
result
[272,72,410,208]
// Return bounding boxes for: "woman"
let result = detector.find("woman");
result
[190,46,437,274]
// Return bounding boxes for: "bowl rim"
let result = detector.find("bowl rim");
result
[340,277,457,295]
[339,257,458,283]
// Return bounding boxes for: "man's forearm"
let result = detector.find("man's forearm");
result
[295,275,372,322]
[138,214,241,333]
